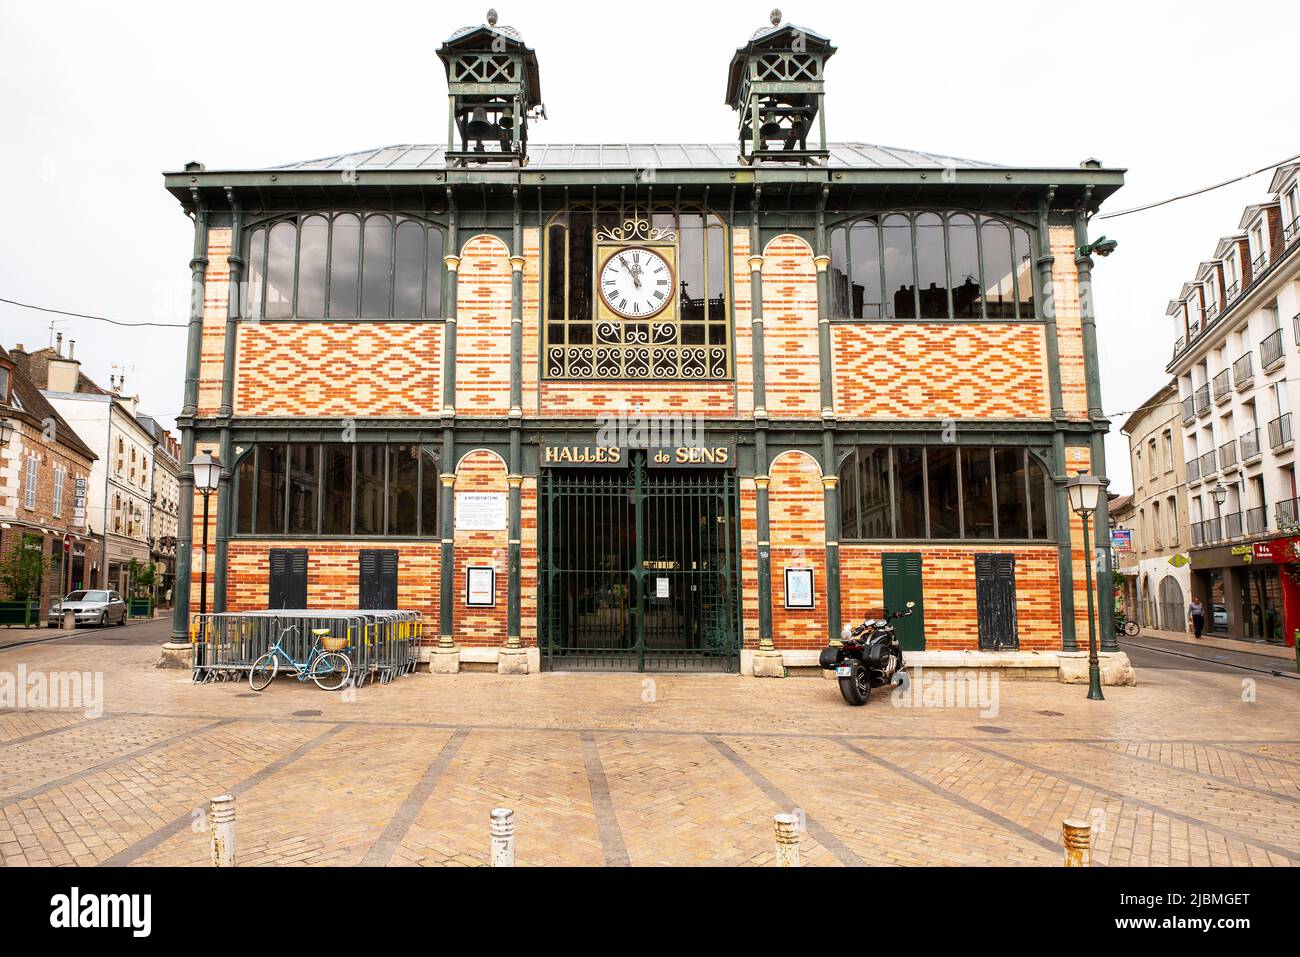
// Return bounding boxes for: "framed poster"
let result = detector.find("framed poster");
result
[784,567,815,610]
[466,566,496,607]
[455,492,508,531]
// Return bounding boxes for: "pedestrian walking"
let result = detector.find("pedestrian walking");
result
[1189,597,1205,638]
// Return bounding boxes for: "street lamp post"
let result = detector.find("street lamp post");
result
[190,449,221,619]
[1210,481,1228,541]
[0,418,14,446]
[1067,470,1105,701]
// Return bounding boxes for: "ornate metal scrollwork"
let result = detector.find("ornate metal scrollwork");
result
[594,217,678,244]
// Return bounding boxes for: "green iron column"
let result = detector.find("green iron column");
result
[438,189,459,651]
[214,188,242,613]
[506,187,524,651]
[171,189,208,643]
[814,188,841,643]
[1075,200,1117,651]
[1038,192,1077,653]
[749,189,774,652]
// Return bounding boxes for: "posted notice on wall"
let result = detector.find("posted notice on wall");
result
[455,492,507,531]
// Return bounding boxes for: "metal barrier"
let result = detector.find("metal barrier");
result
[191,610,422,687]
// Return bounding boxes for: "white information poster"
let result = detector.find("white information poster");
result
[784,567,815,609]
[466,566,496,607]
[656,577,670,599]
[455,492,508,531]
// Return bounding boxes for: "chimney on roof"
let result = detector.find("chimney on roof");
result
[55,332,63,355]
[46,345,80,393]
[68,340,75,360]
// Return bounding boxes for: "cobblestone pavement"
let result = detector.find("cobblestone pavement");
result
[2,619,1298,867]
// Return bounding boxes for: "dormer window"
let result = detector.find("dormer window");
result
[1251,223,1267,272]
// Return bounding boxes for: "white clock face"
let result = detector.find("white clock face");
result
[599,247,673,319]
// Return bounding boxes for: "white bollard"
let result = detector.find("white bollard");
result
[773,813,800,867]
[490,807,515,867]
[1062,817,1092,867]
[210,794,236,867]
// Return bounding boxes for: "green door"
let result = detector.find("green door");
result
[881,552,925,651]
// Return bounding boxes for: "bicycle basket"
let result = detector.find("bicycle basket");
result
[320,634,349,652]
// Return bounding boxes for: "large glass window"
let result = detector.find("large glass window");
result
[830,211,1037,320]
[544,204,730,380]
[242,213,445,320]
[235,443,439,537]
[838,446,1051,541]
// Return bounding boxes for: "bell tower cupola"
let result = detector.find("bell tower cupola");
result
[725,9,836,166]
[436,8,544,167]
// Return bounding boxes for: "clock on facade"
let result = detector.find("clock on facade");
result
[598,246,673,319]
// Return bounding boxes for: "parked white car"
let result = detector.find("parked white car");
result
[49,590,128,628]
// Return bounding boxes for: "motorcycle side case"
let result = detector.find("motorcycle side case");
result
[864,635,890,667]
[818,646,841,670]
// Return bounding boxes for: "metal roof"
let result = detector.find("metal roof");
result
[266,142,1007,173]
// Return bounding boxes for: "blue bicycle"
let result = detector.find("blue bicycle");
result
[249,625,353,692]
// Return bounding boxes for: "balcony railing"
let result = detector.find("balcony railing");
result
[1224,510,1244,540]
[1277,497,1300,530]
[1194,383,1211,416]
[1218,439,1238,470]
[1190,520,1205,546]
[1294,312,1300,351]
[1252,251,1269,276]
[1225,279,1241,302]
[1173,336,1185,359]
[1212,368,1232,403]
[1261,328,1285,370]
[1181,395,1196,424]
[1199,449,1217,476]
[1233,352,1254,390]
[1240,428,1262,461]
[1268,412,1294,449]
[1186,457,1201,482]
[1246,505,1267,535]
[1285,215,1300,247]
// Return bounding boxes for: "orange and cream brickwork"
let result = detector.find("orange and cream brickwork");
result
[189,221,1098,658]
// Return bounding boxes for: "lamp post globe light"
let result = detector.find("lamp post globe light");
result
[191,449,220,620]
[1066,470,1105,701]
[1210,481,1228,541]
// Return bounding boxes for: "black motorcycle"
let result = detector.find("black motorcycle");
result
[819,601,914,705]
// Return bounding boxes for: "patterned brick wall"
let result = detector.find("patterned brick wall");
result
[539,382,737,417]
[453,449,508,646]
[522,228,541,416]
[225,541,440,629]
[1051,225,1089,419]
[456,235,512,417]
[234,322,442,417]
[832,323,1050,419]
[521,476,538,647]
[733,230,755,416]
[197,228,231,416]
[1064,444,1094,640]
[761,236,822,418]
[768,450,828,649]
[739,476,759,648]
[840,544,1062,652]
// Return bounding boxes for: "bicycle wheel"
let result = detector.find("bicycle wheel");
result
[249,653,278,691]
[311,652,352,691]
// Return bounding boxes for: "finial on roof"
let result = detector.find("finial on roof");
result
[770,9,782,26]
[487,8,498,26]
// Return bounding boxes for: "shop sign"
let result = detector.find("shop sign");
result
[647,444,736,469]
[1110,529,1132,552]
[1253,538,1300,563]
[540,444,624,467]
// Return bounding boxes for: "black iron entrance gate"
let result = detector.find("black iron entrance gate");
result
[540,457,741,671]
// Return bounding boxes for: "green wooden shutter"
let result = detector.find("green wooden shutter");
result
[881,552,925,651]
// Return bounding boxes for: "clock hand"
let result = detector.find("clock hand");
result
[619,255,642,288]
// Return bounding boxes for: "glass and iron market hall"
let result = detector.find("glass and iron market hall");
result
[165,15,1124,673]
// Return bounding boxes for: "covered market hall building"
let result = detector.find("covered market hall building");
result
[163,12,1124,674]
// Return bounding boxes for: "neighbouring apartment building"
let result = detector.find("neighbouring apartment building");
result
[163,13,1124,673]
[1167,161,1300,645]
[0,345,101,615]
[139,414,181,604]
[1117,379,1192,631]
[17,341,161,595]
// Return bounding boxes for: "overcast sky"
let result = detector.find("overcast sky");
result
[1,0,1294,493]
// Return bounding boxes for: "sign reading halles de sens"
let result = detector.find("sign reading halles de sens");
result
[540,443,736,469]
